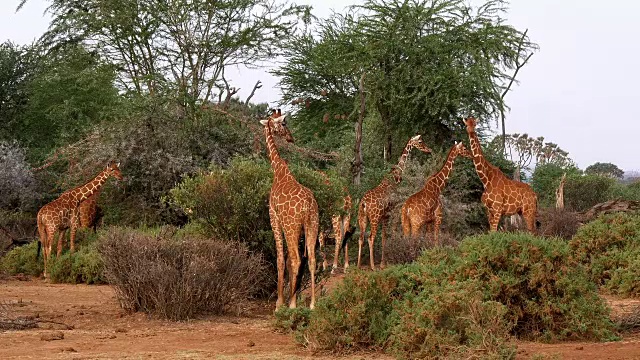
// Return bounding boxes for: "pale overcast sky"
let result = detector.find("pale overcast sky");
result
[2,0,639,171]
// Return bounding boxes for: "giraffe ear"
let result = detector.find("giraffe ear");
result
[116,162,120,167]
[260,119,269,126]
[411,134,421,141]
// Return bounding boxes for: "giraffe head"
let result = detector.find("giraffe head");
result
[106,161,123,180]
[463,116,477,133]
[453,141,473,159]
[260,108,294,143]
[408,134,432,154]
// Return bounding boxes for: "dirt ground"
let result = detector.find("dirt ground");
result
[0,277,639,360]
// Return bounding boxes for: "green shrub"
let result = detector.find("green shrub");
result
[48,241,105,284]
[167,156,347,281]
[564,175,615,211]
[389,280,516,360]
[453,233,616,342]
[273,307,312,334]
[301,233,617,358]
[570,213,640,297]
[0,240,43,276]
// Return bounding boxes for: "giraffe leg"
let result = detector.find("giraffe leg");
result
[411,217,425,252]
[342,215,351,271]
[305,217,319,310]
[44,229,55,280]
[284,226,302,309]
[357,211,368,269]
[401,204,411,238]
[269,210,286,310]
[434,204,443,246]
[56,229,65,257]
[70,213,80,254]
[380,218,388,270]
[318,230,327,271]
[331,215,341,274]
[488,210,502,232]
[368,221,379,271]
[524,209,537,235]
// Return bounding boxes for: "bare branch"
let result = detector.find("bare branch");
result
[244,80,263,107]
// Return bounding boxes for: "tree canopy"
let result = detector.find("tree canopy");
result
[27,0,311,107]
[585,162,624,179]
[274,0,538,159]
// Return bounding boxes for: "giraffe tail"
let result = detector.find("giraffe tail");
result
[339,222,356,252]
[36,212,45,260]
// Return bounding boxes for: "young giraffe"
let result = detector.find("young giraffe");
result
[464,117,538,232]
[36,161,123,278]
[55,189,103,256]
[261,109,320,310]
[357,135,432,270]
[316,171,353,274]
[401,141,472,245]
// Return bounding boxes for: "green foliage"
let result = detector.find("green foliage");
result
[570,213,640,297]
[0,41,38,142]
[0,230,105,284]
[451,233,615,342]
[565,174,616,211]
[585,162,625,179]
[301,233,617,358]
[20,45,120,160]
[275,0,538,155]
[532,163,581,208]
[37,0,311,101]
[0,241,43,276]
[168,155,346,276]
[389,280,516,360]
[167,156,274,260]
[273,307,312,333]
[48,240,105,284]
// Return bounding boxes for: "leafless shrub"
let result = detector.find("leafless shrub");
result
[537,208,581,239]
[613,303,640,332]
[98,226,268,320]
[0,302,37,331]
[0,141,39,211]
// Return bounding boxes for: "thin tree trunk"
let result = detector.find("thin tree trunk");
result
[353,73,366,185]
[556,173,567,210]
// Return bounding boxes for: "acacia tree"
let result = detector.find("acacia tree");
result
[493,133,574,176]
[275,0,538,168]
[585,162,624,179]
[20,0,311,107]
[0,42,38,142]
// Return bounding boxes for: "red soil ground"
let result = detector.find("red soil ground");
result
[0,277,638,360]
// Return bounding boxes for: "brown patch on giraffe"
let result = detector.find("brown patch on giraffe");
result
[36,161,123,278]
[401,142,472,246]
[464,117,538,233]
[261,109,320,310]
[356,135,432,270]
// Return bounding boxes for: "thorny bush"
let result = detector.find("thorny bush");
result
[98,226,268,320]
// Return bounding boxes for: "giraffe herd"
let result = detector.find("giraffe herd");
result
[35,111,537,311]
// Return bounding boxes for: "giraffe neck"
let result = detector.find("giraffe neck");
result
[69,170,110,206]
[467,130,492,188]
[390,142,415,183]
[264,122,293,183]
[428,146,458,193]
